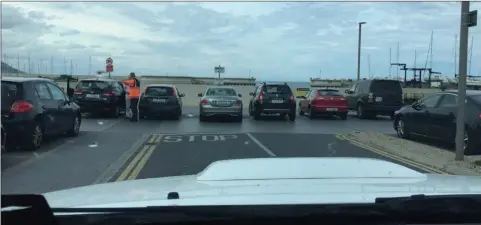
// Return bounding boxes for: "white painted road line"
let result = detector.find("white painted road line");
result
[246,132,276,157]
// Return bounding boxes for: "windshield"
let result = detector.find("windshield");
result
[370,80,403,93]
[3,1,481,211]
[1,82,20,113]
[206,88,237,96]
[145,86,173,96]
[263,85,292,94]
[76,81,110,90]
[318,89,342,96]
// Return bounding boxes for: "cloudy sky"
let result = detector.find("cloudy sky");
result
[2,1,481,81]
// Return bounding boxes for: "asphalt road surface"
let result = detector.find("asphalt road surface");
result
[1,107,420,194]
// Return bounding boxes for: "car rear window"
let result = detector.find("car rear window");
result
[471,95,481,105]
[206,88,237,96]
[1,82,21,110]
[263,85,292,94]
[76,81,110,90]
[317,89,342,96]
[370,80,402,93]
[145,87,174,96]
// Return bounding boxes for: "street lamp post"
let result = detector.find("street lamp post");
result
[357,22,367,81]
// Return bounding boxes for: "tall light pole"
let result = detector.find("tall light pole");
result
[357,22,367,81]
[455,2,475,160]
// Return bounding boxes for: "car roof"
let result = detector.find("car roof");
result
[442,89,481,96]
[146,84,176,88]
[261,82,289,86]
[79,78,117,82]
[314,88,340,91]
[1,77,54,83]
[206,86,235,89]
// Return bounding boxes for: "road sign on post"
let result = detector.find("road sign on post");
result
[106,57,114,78]
[214,65,225,80]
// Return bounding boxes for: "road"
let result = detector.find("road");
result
[1,107,419,194]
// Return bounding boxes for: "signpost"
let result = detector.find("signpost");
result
[106,57,114,78]
[214,65,225,79]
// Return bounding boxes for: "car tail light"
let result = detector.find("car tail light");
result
[201,99,209,105]
[235,100,242,105]
[11,101,33,113]
[74,90,83,94]
[290,94,294,102]
[172,88,176,96]
[103,90,115,96]
[478,113,481,119]
[258,92,264,101]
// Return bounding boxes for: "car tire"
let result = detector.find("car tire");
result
[396,117,410,139]
[66,113,81,137]
[464,129,478,155]
[308,107,316,119]
[339,113,348,120]
[248,105,254,116]
[253,107,261,120]
[24,121,43,151]
[236,115,243,122]
[199,113,206,122]
[109,106,120,118]
[357,104,366,119]
[299,106,305,116]
[288,113,296,121]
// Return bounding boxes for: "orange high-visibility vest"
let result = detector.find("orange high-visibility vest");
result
[122,78,140,99]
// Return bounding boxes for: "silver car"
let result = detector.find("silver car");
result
[198,86,243,122]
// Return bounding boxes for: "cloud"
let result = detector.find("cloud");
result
[2,2,481,80]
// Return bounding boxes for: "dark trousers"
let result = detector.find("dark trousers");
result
[130,98,139,122]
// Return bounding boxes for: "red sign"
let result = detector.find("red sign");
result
[106,57,113,65]
[106,64,114,72]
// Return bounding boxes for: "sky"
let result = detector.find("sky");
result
[2,1,481,82]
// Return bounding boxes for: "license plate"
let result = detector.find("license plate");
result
[215,101,230,105]
[326,108,338,111]
[152,99,166,103]
[271,100,284,104]
[86,94,100,98]
[375,97,383,102]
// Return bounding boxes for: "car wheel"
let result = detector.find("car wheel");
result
[299,106,305,116]
[249,105,254,116]
[339,113,348,120]
[67,114,81,137]
[109,106,120,118]
[236,115,243,122]
[24,122,43,151]
[464,129,478,155]
[288,113,296,121]
[199,113,206,122]
[308,107,316,119]
[253,107,261,120]
[396,117,410,139]
[357,104,366,119]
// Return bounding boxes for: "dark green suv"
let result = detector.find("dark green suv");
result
[345,79,404,119]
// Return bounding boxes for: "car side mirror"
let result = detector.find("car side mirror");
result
[238,94,242,97]
[249,92,254,96]
[345,90,353,94]
[412,101,422,109]
[198,93,203,97]
[179,93,185,97]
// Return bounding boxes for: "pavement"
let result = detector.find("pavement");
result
[1,107,423,194]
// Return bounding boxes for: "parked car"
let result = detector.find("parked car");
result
[393,90,481,155]
[72,78,126,117]
[1,77,82,151]
[248,82,296,121]
[139,84,184,120]
[198,86,243,122]
[345,79,404,119]
[298,88,348,120]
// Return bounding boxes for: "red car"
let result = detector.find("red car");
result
[298,88,348,120]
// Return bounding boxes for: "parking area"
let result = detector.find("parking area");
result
[109,132,429,182]
[1,110,432,194]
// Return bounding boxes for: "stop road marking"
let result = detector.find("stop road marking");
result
[162,134,238,143]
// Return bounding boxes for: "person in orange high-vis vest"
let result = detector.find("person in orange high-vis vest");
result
[122,72,141,122]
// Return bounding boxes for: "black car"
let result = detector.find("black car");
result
[248,82,296,121]
[393,90,481,155]
[139,84,184,120]
[1,77,82,151]
[345,79,404,119]
[72,78,127,117]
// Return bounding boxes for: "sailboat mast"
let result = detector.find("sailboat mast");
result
[468,36,474,76]
[389,47,392,78]
[396,42,400,79]
[454,34,458,75]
